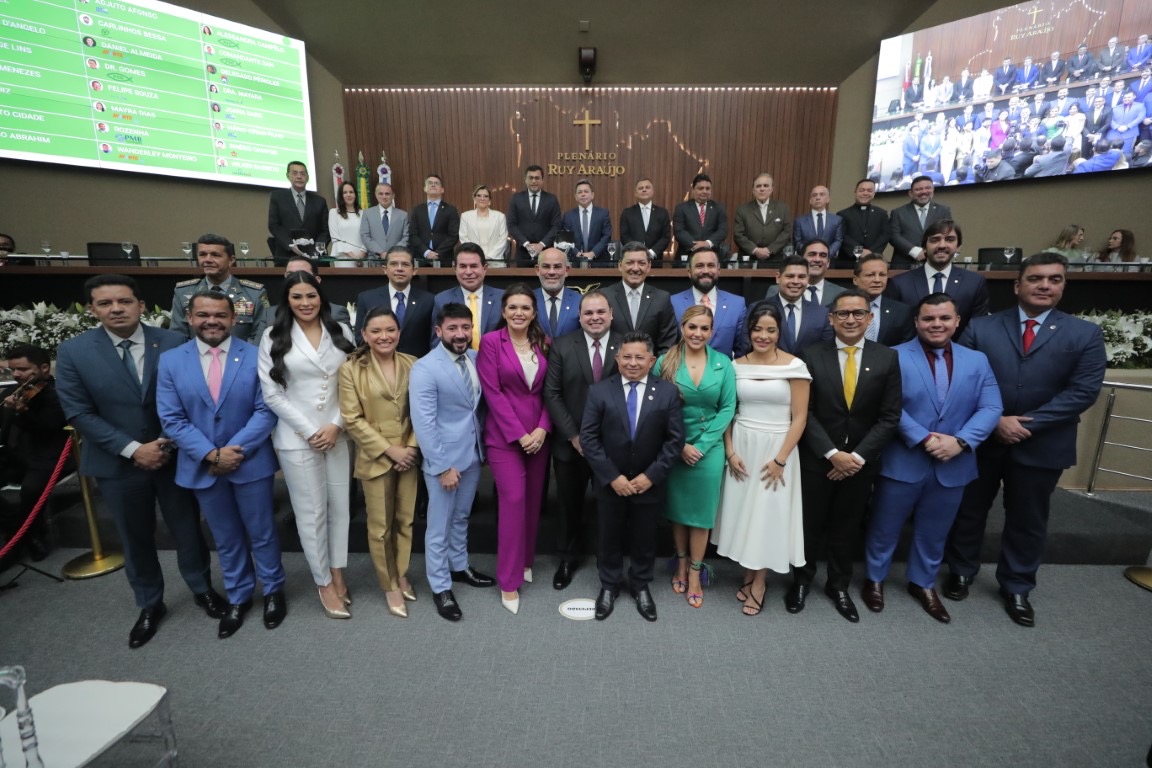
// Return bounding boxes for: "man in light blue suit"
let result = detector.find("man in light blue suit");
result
[762,256,833,355]
[944,253,1106,627]
[431,242,504,349]
[862,294,1002,623]
[792,186,844,259]
[534,248,582,339]
[410,303,495,622]
[561,179,612,265]
[669,248,748,358]
[156,290,286,639]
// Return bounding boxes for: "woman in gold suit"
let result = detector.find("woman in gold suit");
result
[338,306,420,617]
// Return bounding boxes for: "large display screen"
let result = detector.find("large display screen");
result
[0,0,314,188]
[866,0,1152,189]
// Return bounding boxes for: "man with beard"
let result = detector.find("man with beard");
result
[669,248,748,357]
[534,248,582,339]
[887,219,989,337]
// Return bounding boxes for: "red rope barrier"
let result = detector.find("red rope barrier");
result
[0,439,73,560]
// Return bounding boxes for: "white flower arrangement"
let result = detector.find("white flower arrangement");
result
[1076,310,1152,369]
[0,302,171,357]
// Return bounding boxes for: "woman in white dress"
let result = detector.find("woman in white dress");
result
[712,302,810,617]
[258,272,357,618]
[458,184,509,265]
[328,181,366,267]
[1062,103,1086,155]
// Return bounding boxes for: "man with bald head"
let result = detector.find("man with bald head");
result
[792,185,843,261]
[733,173,791,265]
[360,183,410,260]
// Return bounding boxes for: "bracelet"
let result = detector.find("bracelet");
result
[213,449,221,466]
[725,452,734,460]
[773,459,786,468]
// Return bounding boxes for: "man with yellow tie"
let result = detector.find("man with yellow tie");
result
[431,242,504,350]
[669,248,748,358]
[790,289,902,623]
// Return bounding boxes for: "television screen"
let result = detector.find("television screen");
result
[866,0,1152,190]
[0,0,314,188]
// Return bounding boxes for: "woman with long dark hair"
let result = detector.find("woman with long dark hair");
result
[1089,229,1143,272]
[339,306,420,618]
[328,181,367,266]
[656,305,736,608]
[257,271,355,618]
[476,283,551,614]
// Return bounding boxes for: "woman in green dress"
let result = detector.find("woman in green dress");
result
[656,305,736,608]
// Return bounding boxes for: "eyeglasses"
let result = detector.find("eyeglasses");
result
[831,309,870,320]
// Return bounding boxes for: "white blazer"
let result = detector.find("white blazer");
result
[257,322,354,450]
[458,209,509,263]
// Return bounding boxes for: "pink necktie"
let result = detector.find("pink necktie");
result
[698,204,706,226]
[208,347,223,402]
[700,294,712,309]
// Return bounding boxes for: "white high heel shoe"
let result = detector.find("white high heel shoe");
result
[501,591,520,615]
[523,568,533,583]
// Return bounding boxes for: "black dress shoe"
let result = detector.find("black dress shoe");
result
[128,603,167,649]
[24,536,50,562]
[433,590,463,622]
[193,588,228,619]
[552,560,576,590]
[631,586,657,622]
[861,580,885,613]
[1001,591,1035,627]
[907,583,951,623]
[263,591,287,629]
[450,566,496,588]
[594,588,617,621]
[784,583,809,614]
[824,586,860,623]
[218,600,252,639]
[943,573,973,601]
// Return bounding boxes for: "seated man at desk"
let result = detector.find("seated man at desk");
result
[170,233,269,343]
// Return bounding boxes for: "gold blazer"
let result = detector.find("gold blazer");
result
[338,348,418,480]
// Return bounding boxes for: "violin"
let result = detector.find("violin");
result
[2,373,48,412]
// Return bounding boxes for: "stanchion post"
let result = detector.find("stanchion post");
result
[60,428,124,580]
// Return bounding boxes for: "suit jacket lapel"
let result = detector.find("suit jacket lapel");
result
[140,328,161,399]
[216,343,244,411]
[95,332,141,396]
[909,347,943,416]
[1026,310,1062,355]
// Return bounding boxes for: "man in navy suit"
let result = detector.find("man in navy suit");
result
[944,253,1106,627]
[792,186,843,260]
[764,256,833,355]
[534,248,581,339]
[618,178,671,263]
[267,161,329,265]
[669,248,748,358]
[55,274,227,649]
[672,173,729,260]
[354,246,433,356]
[992,57,1018,95]
[431,242,505,350]
[852,255,914,346]
[408,174,461,266]
[561,179,612,265]
[862,294,1001,623]
[156,291,286,638]
[410,303,496,622]
[887,219,989,337]
[580,332,684,621]
[765,239,846,308]
[506,165,562,266]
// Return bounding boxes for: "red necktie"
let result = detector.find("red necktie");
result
[698,204,706,226]
[1022,319,1037,353]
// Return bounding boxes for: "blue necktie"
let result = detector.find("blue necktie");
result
[786,303,797,346]
[626,381,639,439]
[817,212,824,235]
[582,207,590,249]
[933,271,944,294]
[118,339,139,387]
[381,208,390,234]
[933,348,949,406]
[395,291,406,325]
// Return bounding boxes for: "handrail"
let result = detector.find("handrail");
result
[1085,380,1152,495]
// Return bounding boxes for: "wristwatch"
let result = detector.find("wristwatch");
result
[955,438,971,452]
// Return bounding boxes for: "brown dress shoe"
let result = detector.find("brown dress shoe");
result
[861,580,885,612]
[907,583,951,623]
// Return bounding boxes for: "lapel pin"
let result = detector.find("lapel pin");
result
[1049,325,1056,330]
[864,367,871,372]
[648,395,654,401]
[233,357,240,363]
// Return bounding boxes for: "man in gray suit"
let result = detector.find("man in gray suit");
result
[1024,136,1072,178]
[888,175,952,267]
[56,274,226,649]
[360,183,409,261]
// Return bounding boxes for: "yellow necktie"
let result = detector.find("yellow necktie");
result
[468,292,480,349]
[843,346,858,408]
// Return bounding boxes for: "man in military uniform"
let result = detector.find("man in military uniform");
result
[170,233,269,342]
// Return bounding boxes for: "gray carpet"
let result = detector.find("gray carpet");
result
[2,550,1151,767]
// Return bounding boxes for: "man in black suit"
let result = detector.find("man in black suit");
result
[791,290,902,622]
[618,178,671,263]
[888,175,952,267]
[506,165,562,267]
[887,219,989,337]
[672,173,729,260]
[354,246,433,357]
[408,174,460,267]
[580,331,683,622]
[851,255,914,346]
[267,160,329,266]
[836,179,890,265]
[1067,44,1098,82]
[601,243,679,355]
[954,68,975,102]
[544,290,622,590]
[1083,95,1112,158]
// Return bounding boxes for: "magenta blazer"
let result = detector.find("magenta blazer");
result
[477,327,551,447]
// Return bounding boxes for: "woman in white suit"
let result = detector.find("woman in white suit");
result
[258,272,356,618]
[458,184,509,265]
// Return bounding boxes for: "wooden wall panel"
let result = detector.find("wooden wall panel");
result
[342,87,838,236]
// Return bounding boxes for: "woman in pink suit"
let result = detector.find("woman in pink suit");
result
[477,283,551,615]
